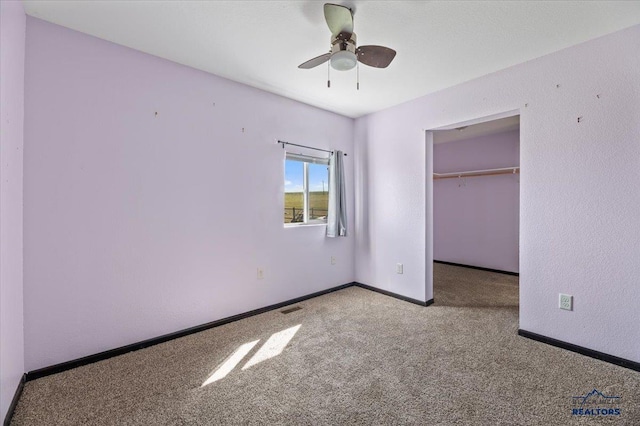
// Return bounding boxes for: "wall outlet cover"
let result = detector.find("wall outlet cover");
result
[559,293,572,311]
[396,263,403,274]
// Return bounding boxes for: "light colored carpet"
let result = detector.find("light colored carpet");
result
[433,262,519,308]
[11,264,640,425]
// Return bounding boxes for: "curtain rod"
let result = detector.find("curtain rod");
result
[278,140,347,156]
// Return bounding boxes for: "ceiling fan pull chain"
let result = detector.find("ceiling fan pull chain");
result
[357,61,360,90]
[327,60,331,88]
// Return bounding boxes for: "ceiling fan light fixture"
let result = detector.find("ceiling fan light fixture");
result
[331,50,357,71]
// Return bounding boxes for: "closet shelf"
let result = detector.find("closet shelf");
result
[433,166,519,180]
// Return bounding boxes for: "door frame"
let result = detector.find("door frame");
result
[425,109,521,306]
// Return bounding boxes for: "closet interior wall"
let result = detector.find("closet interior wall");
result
[433,128,520,273]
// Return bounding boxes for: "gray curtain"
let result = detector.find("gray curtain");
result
[327,150,347,237]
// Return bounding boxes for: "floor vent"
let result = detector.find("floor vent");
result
[281,306,302,314]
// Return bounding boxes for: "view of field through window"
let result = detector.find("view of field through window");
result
[285,160,329,223]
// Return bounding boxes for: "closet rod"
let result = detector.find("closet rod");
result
[433,166,519,180]
[278,140,347,156]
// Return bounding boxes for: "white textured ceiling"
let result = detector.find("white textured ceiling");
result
[22,1,640,118]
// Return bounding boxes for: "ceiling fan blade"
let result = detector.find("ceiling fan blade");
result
[356,45,396,68]
[298,53,331,69]
[324,3,353,36]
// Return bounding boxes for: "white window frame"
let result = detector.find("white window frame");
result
[285,152,329,227]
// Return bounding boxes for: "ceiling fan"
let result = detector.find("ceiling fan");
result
[298,3,396,87]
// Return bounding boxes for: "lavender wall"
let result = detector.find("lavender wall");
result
[0,0,26,419]
[433,130,519,273]
[23,18,354,371]
[354,24,640,362]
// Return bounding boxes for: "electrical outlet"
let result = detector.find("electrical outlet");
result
[257,268,264,280]
[559,293,572,311]
[331,256,336,265]
[396,263,403,274]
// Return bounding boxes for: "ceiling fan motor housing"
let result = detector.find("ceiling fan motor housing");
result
[330,32,357,71]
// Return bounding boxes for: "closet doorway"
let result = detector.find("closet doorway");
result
[430,115,520,309]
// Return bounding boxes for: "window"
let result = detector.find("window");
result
[284,153,329,225]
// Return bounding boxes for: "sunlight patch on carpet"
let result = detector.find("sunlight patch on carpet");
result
[242,324,301,370]
[201,340,260,387]
[201,324,302,387]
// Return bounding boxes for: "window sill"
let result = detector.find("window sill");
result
[284,222,327,228]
